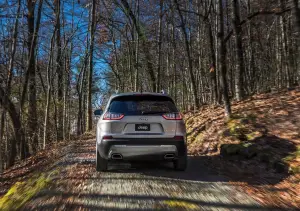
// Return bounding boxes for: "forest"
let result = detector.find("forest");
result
[0,0,299,173]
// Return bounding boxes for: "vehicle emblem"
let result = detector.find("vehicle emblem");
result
[139,117,148,121]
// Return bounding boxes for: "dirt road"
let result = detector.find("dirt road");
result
[22,139,287,211]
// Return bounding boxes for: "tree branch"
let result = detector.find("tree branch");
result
[224,7,292,43]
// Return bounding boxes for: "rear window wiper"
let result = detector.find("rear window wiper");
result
[141,111,168,115]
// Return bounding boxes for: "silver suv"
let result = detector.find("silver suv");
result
[94,92,187,171]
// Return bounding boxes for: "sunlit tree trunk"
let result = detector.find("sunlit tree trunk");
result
[43,32,55,149]
[232,0,245,100]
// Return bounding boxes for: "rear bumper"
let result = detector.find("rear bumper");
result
[97,138,187,161]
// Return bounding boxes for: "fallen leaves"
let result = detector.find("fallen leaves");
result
[185,88,300,208]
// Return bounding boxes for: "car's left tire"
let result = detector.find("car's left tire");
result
[96,147,108,172]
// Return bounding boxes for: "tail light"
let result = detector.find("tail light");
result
[103,135,113,139]
[162,113,182,120]
[103,112,124,120]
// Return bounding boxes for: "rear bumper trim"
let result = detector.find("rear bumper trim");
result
[109,145,177,160]
[97,138,187,160]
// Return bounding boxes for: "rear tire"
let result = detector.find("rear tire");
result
[96,148,108,172]
[174,156,187,171]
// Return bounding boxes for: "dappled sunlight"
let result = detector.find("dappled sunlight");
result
[22,139,274,211]
[184,90,300,208]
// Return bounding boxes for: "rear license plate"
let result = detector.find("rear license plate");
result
[135,124,150,131]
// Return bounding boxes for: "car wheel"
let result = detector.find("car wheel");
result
[96,148,108,172]
[174,156,187,171]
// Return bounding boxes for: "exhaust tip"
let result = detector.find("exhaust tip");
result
[164,153,175,160]
[111,153,123,160]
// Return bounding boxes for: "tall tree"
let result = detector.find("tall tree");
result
[86,0,97,131]
[156,0,163,92]
[26,0,43,154]
[293,0,300,81]
[54,0,64,140]
[120,0,157,92]
[231,0,245,100]
[218,0,231,116]
[0,87,25,167]
[174,0,200,108]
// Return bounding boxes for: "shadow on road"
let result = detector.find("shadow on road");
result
[108,157,229,183]
[21,139,297,211]
[106,135,297,186]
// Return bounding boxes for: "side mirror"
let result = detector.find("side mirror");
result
[94,109,103,116]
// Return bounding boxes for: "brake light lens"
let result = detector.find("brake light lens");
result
[162,113,182,120]
[174,135,184,140]
[103,112,124,120]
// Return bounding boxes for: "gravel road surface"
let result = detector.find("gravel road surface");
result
[22,139,286,211]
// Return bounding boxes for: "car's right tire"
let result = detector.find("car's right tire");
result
[174,156,187,171]
[96,148,108,172]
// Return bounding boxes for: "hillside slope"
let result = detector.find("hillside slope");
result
[184,89,300,208]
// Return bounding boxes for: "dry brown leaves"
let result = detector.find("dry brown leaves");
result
[185,88,300,208]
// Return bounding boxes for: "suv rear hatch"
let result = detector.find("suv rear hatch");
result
[103,95,181,139]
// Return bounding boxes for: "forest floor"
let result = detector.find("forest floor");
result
[184,88,300,209]
[0,89,299,210]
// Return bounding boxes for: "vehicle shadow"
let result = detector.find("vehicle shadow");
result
[108,135,297,186]
[108,157,229,183]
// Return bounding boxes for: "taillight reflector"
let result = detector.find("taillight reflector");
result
[103,112,124,120]
[174,136,184,140]
[162,113,182,120]
[103,135,113,140]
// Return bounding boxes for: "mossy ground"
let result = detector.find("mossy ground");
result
[0,170,58,211]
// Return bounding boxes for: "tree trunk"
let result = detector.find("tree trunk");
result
[156,0,163,92]
[174,0,200,108]
[134,0,140,92]
[0,87,25,167]
[232,0,245,100]
[218,0,231,116]
[55,0,64,140]
[120,0,156,92]
[292,0,300,82]
[247,0,255,94]
[279,0,290,88]
[86,0,96,131]
[0,0,21,169]
[43,32,55,149]
[207,23,218,104]
[26,0,43,154]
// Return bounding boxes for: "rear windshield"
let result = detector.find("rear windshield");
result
[108,95,178,115]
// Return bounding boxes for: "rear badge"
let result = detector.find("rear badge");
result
[135,124,150,131]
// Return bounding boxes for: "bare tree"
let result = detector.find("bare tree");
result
[86,0,97,131]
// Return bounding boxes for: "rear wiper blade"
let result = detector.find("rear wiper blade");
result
[141,111,167,115]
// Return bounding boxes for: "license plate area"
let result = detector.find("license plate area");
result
[135,124,150,131]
